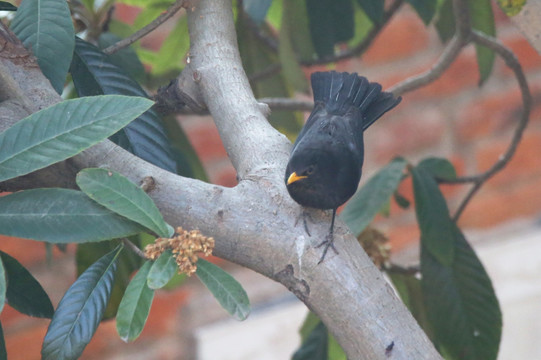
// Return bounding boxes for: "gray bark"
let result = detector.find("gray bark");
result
[0,0,442,358]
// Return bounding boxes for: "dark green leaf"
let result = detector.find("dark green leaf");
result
[406,0,438,25]
[0,1,16,11]
[298,311,321,342]
[11,0,74,93]
[41,245,123,360]
[393,191,411,209]
[306,0,354,58]
[76,240,142,319]
[70,37,177,173]
[293,321,328,360]
[196,259,250,320]
[0,95,153,182]
[417,157,457,180]
[116,260,155,342]
[147,250,178,290]
[98,32,146,83]
[283,0,315,62]
[0,189,144,243]
[243,0,273,24]
[422,230,502,360]
[0,322,6,360]
[435,0,455,43]
[355,0,384,24]
[411,166,455,266]
[468,0,496,84]
[0,251,54,318]
[341,158,407,236]
[77,168,169,237]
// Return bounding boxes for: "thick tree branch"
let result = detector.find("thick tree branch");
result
[0,3,441,359]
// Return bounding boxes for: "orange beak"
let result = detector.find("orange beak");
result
[287,172,307,185]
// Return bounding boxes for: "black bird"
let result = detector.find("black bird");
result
[285,71,401,263]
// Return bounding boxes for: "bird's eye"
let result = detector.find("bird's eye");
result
[305,165,315,175]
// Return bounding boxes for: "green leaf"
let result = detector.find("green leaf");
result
[41,245,123,360]
[0,258,4,315]
[279,0,309,93]
[496,0,526,16]
[293,321,328,360]
[422,229,502,360]
[98,32,146,83]
[10,0,74,93]
[0,251,54,318]
[116,260,155,342]
[196,259,250,320]
[0,322,5,360]
[411,166,455,266]
[77,168,169,237]
[393,191,411,209]
[147,250,178,290]
[71,38,178,173]
[0,95,153,182]
[355,0,384,24]
[435,0,455,43]
[76,240,142,319]
[341,158,407,236]
[150,15,189,76]
[282,0,315,62]
[468,0,496,84]
[306,0,355,58]
[406,0,438,25]
[0,189,144,243]
[0,1,16,11]
[417,157,457,180]
[328,332,347,360]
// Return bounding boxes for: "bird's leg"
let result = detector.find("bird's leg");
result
[316,208,338,264]
[294,209,313,237]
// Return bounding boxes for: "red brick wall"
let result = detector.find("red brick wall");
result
[2,4,541,359]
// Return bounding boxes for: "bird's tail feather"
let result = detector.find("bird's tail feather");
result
[311,71,401,131]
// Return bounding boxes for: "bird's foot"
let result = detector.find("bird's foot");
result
[315,233,338,264]
[294,210,313,237]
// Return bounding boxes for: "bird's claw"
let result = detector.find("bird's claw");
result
[315,233,338,264]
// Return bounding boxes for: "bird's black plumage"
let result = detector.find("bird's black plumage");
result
[285,71,401,262]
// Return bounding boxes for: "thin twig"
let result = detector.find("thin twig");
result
[385,263,420,276]
[102,0,187,55]
[122,238,148,259]
[258,97,314,112]
[452,30,531,221]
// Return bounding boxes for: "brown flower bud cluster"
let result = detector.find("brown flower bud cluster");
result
[358,226,391,269]
[144,227,215,276]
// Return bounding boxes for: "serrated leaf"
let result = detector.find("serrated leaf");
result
[422,230,502,360]
[77,168,169,237]
[76,240,142,319]
[0,251,53,318]
[293,321,328,360]
[70,37,177,173]
[116,260,155,342]
[196,259,250,320]
[0,189,144,243]
[41,245,123,360]
[11,0,74,93]
[496,0,526,16]
[341,158,407,236]
[417,157,457,180]
[355,0,384,24]
[411,166,455,266]
[0,1,16,11]
[0,95,153,182]
[406,0,438,25]
[468,0,496,84]
[279,1,309,93]
[147,250,178,289]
